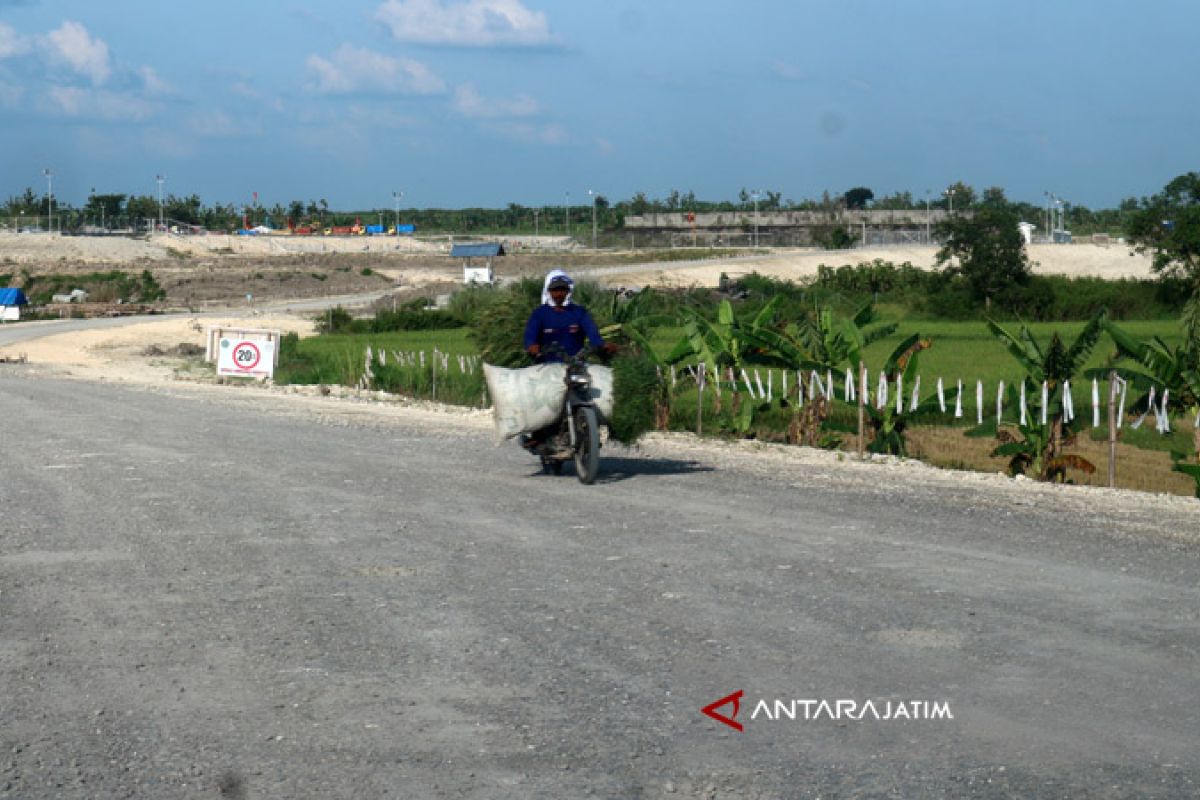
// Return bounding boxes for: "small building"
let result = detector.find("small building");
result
[450,242,505,285]
[50,288,89,304]
[0,288,29,321]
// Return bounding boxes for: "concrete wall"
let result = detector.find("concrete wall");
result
[623,209,951,229]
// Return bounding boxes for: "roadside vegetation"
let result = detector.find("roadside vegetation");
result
[264,173,1200,497]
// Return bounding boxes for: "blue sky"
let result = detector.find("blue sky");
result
[0,0,1196,211]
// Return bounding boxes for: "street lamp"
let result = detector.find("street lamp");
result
[43,168,53,233]
[533,208,539,238]
[750,189,761,247]
[924,189,932,243]
[392,191,403,231]
[155,174,165,232]
[587,189,597,249]
[944,186,955,215]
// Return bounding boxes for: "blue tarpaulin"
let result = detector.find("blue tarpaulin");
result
[0,288,29,306]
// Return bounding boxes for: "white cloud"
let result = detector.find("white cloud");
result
[43,20,110,85]
[0,22,31,59]
[186,109,245,138]
[484,120,567,145]
[453,83,538,118]
[41,85,153,121]
[375,0,555,47]
[306,44,445,95]
[138,65,171,95]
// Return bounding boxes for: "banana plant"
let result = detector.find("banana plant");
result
[739,300,898,374]
[985,310,1107,478]
[989,414,1097,481]
[667,297,785,433]
[1096,319,1200,463]
[862,333,933,456]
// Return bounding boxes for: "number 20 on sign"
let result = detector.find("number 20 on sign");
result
[217,337,275,379]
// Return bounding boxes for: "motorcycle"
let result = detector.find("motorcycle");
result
[522,346,606,484]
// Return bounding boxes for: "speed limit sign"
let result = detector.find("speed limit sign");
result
[232,341,260,370]
[217,335,275,379]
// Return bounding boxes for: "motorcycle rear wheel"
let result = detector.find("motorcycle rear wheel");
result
[573,406,601,485]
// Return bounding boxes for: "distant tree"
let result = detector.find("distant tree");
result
[1127,172,1200,291]
[980,186,1008,208]
[943,181,976,210]
[843,187,874,210]
[874,191,915,210]
[629,192,650,215]
[126,195,158,227]
[936,206,1031,306]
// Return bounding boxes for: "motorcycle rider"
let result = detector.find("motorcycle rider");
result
[523,270,611,361]
[521,270,614,451]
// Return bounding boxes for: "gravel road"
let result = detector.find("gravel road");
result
[2,371,1199,799]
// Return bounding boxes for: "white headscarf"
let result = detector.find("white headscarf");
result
[541,269,574,306]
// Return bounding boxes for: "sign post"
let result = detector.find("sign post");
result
[210,327,279,380]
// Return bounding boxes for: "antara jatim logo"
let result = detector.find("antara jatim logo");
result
[701,689,953,731]
[700,690,744,732]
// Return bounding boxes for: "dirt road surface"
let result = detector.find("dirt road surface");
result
[2,369,1198,798]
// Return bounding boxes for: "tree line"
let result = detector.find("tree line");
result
[0,180,1161,237]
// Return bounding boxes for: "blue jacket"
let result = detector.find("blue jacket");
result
[523,303,604,361]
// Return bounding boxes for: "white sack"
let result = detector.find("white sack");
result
[483,363,615,442]
[484,363,567,440]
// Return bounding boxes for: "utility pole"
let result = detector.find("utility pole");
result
[750,189,761,247]
[155,174,165,232]
[392,190,403,231]
[588,189,597,249]
[43,168,53,233]
[564,191,570,235]
[925,190,932,243]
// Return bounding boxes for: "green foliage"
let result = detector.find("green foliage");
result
[317,306,354,334]
[936,206,1032,305]
[1127,172,1200,288]
[17,269,166,304]
[983,312,1107,481]
[1173,461,1200,498]
[1099,316,1200,460]
[468,277,544,367]
[843,187,874,209]
[608,351,660,444]
[864,333,934,456]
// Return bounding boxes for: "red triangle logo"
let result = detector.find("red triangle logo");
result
[701,690,744,732]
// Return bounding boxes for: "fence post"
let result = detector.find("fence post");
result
[1108,370,1118,488]
[431,350,437,401]
[857,361,866,459]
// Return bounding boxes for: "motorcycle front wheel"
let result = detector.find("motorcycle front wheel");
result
[572,406,601,485]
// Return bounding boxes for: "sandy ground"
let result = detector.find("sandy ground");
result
[2,314,315,384]
[0,230,443,262]
[604,243,1156,287]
